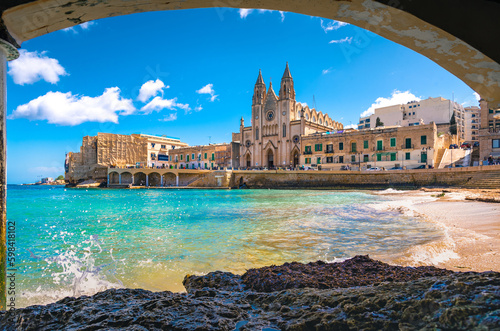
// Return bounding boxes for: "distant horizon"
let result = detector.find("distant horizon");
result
[5,8,479,184]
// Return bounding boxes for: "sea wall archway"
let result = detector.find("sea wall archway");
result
[1,0,499,107]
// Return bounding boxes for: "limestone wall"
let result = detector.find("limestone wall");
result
[231,166,500,189]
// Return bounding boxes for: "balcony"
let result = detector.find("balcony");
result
[325,149,334,154]
[304,150,313,155]
[373,147,385,152]
[401,144,414,149]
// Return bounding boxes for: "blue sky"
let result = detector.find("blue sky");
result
[6,8,479,184]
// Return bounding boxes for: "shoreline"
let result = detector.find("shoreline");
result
[376,188,500,273]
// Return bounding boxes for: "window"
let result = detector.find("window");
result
[198,154,201,161]
[326,144,334,153]
[376,154,381,161]
[377,140,383,151]
[351,142,357,153]
[211,153,215,161]
[305,146,312,154]
[175,156,178,162]
[421,153,427,163]
[390,153,396,161]
[339,156,344,163]
[315,144,322,152]
[351,155,356,163]
[180,155,183,161]
[186,154,190,162]
[493,139,500,148]
[326,156,333,163]
[339,142,344,151]
[363,155,369,162]
[421,135,427,145]
[363,140,368,149]
[283,123,286,137]
[305,158,311,164]
[192,153,195,160]
[317,157,321,164]
[405,152,411,160]
[161,145,166,149]
[256,127,259,140]
[405,138,412,149]
[151,143,155,148]
[204,153,207,159]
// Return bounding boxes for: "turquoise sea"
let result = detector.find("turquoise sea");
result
[7,185,444,308]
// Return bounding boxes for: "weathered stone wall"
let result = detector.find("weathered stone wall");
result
[231,166,500,189]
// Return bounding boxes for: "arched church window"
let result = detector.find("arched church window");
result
[297,111,301,118]
[319,119,323,125]
[312,116,316,122]
[256,127,259,140]
[283,123,286,137]
[305,113,309,120]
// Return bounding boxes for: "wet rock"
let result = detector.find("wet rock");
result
[241,255,454,292]
[0,257,499,330]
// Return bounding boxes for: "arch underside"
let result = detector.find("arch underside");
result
[1,0,499,107]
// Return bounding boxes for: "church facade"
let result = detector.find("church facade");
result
[235,63,343,168]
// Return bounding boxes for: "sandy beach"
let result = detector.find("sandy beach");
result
[378,188,500,272]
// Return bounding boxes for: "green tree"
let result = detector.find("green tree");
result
[56,175,64,181]
[375,117,384,127]
[449,113,457,135]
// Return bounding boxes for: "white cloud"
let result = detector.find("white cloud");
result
[320,19,348,33]
[344,124,358,130]
[8,49,68,85]
[137,79,167,102]
[9,87,135,126]
[329,37,353,44]
[322,67,333,75]
[196,84,218,102]
[238,8,285,21]
[473,92,481,102]
[194,105,203,112]
[160,113,178,122]
[63,21,96,33]
[140,96,190,115]
[279,11,285,22]
[239,9,253,18]
[360,90,421,118]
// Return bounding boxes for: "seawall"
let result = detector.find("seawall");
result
[229,165,500,189]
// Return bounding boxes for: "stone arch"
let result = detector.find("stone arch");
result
[121,172,133,184]
[1,0,500,107]
[133,172,146,186]
[109,171,119,184]
[149,172,161,186]
[163,172,177,186]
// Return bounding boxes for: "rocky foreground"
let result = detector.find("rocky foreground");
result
[1,256,499,330]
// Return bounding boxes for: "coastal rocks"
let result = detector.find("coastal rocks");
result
[1,257,499,330]
[240,255,455,292]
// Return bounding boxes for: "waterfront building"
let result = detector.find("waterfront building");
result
[65,132,187,184]
[456,106,481,143]
[300,123,444,170]
[358,97,462,130]
[233,63,343,168]
[478,98,500,162]
[168,143,237,169]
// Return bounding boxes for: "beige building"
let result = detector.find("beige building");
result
[456,106,481,143]
[65,132,187,184]
[168,143,236,170]
[300,123,439,170]
[358,97,460,129]
[233,63,343,169]
[478,99,500,162]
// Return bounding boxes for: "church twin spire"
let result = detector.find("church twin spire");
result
[253,63,295,104]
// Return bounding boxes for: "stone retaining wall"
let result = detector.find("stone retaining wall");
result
[230,165,500,189]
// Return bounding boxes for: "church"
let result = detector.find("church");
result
[234,63,343,168]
